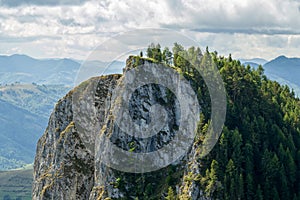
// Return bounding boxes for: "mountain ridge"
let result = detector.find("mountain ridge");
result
[0,83,71,170]
[239,58,268,65]
[0,99,45,169]
[239,55,300,97]
[0,54,124,86]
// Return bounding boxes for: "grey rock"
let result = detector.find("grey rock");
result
[33,56,206,200]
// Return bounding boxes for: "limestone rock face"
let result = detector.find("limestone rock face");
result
[32,74,121,200]
[33,56,206,200]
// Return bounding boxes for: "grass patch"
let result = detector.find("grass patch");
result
[0,168,33,200]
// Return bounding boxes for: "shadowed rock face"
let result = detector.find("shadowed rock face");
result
[33,57,205,200]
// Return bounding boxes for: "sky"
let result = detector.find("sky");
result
[0,0,300,61]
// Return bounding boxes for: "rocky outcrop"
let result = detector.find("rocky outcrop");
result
[32,74,121,199]
[33,56,205,199]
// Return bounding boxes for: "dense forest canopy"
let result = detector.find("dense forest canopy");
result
[144,43,300,200]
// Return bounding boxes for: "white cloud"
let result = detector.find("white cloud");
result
[0,0,299,59]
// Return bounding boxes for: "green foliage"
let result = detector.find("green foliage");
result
[141,43,300,199]
[0,83,70,170]
[165,187,176,200]
[0,169,32,200]
[193,49,300,199]
[147,43,162,62]
[109,164,184,200]
[204,160,222,199]
[162,47,173,64]
[0,83,70,118]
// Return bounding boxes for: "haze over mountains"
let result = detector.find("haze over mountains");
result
[0,84,69,170]
[0,54,124,86]
[0,55,124,170]
[0,98,45,168]
[239,58,268,67]
[0,55,79,86]
[264,56,300,96]
[240,56,300,97]
[0,53,299,170]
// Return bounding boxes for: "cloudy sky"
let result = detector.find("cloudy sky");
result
[0,0,300,61]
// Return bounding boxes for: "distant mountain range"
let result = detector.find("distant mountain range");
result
[0,54,124,86]
[264,56,300,86]
[0,54,79,86]
[240,56,300,97]
[239,58,268,66]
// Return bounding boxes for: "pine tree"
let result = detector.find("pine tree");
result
[205,160,222,199]
[165,187,176,200]
[162,47,172,64]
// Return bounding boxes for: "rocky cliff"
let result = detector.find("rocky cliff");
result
[33,56,206,200]
[32,74,121,199]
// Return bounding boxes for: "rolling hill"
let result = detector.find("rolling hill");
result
[0,168,33,200]
[0,84,70,170]
[0,84,70,118]
[0,99,46,170]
